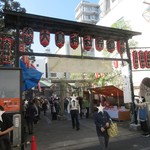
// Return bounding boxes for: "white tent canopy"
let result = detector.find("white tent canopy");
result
[48,57,112,73]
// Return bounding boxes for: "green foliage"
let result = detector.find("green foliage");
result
[0,0,26,12]
[111,18,132,30]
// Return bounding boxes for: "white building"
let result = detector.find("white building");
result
[33,57,46,78]
[98,0,150,47]
[97,0,150,95]
[75,0,100,24]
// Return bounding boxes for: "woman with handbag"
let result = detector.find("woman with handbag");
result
[93,104,111,150]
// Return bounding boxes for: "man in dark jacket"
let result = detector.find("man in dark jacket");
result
[93,104,111,150]
[25,101,37,134]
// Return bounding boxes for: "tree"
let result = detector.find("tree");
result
[0,0,27,66]
[0,0,26,12]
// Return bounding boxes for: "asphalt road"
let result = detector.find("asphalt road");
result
[21,110,150,150]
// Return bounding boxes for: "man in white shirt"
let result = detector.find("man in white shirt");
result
[68,95,80,130]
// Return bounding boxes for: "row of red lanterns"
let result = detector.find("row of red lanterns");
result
[0,37,13,65]
[132,50,150,69]
[22,27,126,54]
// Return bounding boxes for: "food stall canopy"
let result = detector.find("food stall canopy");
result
[90,85,123,98]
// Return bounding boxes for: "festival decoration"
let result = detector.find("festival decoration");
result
[144,51,150,68]
[113,61,118,68]
[132,50,139,69]
[106,39,115,53]
[55,31,65,48]
[117,39,125,54]
[70,33,79,49]
[95,73,99,79]
[95,37,104,51]
[138,50,146,69]
[19,44,29,68]
[83,35,92,51]
[2,38,12,64]
[19,44,25,52]
[22,27,34,45]
[40,29,50,47]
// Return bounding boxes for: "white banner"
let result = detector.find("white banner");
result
[48,57,112,73]
[123,76,132,103]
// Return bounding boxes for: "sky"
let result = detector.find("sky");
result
[18,0,99,21]
[16,0,100,54]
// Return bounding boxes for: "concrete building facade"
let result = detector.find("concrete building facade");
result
[97,0,150,95]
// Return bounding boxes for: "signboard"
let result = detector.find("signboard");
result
[0,68,21,113]
[123,76,132,103]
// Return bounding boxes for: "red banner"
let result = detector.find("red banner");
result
[144,51,150,68]
[138,50,146,69]
[132,50,139,69]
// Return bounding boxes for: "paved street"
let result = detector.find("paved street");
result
[21,110,150,150]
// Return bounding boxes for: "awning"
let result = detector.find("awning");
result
[90,85,123,98]
[40,79,53,87]
[48,57,112,73]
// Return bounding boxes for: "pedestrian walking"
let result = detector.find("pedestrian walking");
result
[68,95,80,130]
[77,96,83,119]
[136,96,150,137]
[42,99,48,116]
[0,105,14,150]
[25,101,37,135]
[93,103,111,150]
[83,96,89,118]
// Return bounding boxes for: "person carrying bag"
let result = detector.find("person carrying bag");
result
[107,119,118,138]
[93,104,111,150]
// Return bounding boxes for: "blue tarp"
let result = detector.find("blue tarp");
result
[20,59,43,91]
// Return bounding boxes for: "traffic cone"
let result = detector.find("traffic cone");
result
[31,135,37,150]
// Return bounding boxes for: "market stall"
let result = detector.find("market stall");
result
[90,85,131,121]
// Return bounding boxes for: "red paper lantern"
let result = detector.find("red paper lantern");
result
[132,50,139,69]
[40,29,50,47]
[138,51,146,69]
[95,73,99,79]
[70,33,79,49]
[144,51,150,68]
[55,31,65,48]
[22,27,34,45]
[19,44,25,52]
[83,35,92,51]
[95,37,104,51]
[117,39,125,54]
[106,39,115,53]
[113,61,118,68]
[2,38,12,64]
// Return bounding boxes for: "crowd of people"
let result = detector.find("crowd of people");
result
[23,95,61,135]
